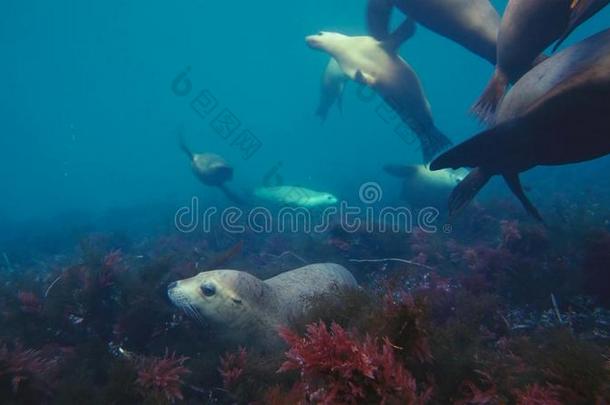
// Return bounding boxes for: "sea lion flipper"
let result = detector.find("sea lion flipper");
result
[384,18,417,52]
[420,126,453,164]
[355,70,376,86]
[447,168,491,218]
[503,173,544,222]
[366,0,394,40]
[471,68,509,124]
[316,58,348,121]
[554,0,610,51]
[177,127,194,161]
[336,83,345,114]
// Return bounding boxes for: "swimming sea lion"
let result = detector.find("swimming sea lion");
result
[179,134,245,204]
[384,164,468,209]
[316,58,348,121]
[431,29,610,220]
[306,21,453,163]
[554,0,610,50]
[367,0,500,64]
[167,263,358,345]
[473,0,609,121]
[253,186,338,208]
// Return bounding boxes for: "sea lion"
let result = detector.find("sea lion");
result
[179,134,245,204]
[316,58,348,121]
[384,164,468,209]
[253,186,338,208]
[554,0,610,50]
[367,0,500,64]
[306,22,453,163]
[431,29,610,220]
[473,0,609,121]
[167,263,358,344]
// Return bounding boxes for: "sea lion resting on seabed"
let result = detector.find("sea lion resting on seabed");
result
[167,263,358,345]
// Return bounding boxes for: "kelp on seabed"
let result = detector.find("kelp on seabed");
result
[0,202,610,404]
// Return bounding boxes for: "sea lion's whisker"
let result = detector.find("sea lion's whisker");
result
[187,304,206,324]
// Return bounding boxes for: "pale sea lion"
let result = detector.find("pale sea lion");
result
[431,29,610,220]
[316,58,348,121]
[167,263,358,344]
[384,164,468,209]
[253,186,338,208]
[473,0,609,121]
[367,0,500,64]
[306,22,453,163]
[179,135,245,204]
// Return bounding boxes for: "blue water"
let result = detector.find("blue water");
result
[1,0,609,223]
[2,3,610,403]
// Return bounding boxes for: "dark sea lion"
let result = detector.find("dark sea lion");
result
[554,0,610,50]
[306,20,453,163]
[179,134,245,204]
[167,263,358,345]
[367,0,500,64]
[473,0,609,121]
[431,29,610,220]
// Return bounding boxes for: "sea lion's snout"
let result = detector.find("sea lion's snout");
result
[305,34,323,49]
[167,281,180,303]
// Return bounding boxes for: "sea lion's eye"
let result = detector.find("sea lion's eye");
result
[201,283,216,297]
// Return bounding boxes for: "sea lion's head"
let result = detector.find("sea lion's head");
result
[192,153,234,186]
[167,270,272,329]
[306,31,347,53]
[303,192,338,207]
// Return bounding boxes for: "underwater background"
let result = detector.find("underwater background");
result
[1,0,610,404]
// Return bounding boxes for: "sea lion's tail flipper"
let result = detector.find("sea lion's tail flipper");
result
[471,68,509,124]
[218,184,248,206]
[384,18,416,52]
[383,164,419,178]
[447,168,491,218]
[177,127,194,161]
[553,0,610,51]
[420,125,453,164]
[503,173,544,222]
[430,124,544,221]
[366,0,394,40]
